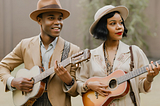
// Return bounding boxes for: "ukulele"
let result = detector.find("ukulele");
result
[82,60,159,106]
[13,49,91,106]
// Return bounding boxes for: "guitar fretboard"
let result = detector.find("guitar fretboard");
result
[33,57,71,84]
[32,49,90,84]
[117,60,160,85]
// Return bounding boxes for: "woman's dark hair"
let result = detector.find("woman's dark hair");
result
[93,11,128,41]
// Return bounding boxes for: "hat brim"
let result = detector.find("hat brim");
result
[89,6,129,36]
[30,8,70,21]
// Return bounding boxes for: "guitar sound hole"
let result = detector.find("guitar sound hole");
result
[109,79,117,89]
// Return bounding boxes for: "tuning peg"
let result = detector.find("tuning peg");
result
[76,64,79,67]
[86,59,90,62]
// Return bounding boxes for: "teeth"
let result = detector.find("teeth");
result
[54,28,59,29]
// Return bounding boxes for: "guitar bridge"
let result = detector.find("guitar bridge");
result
[22,91,28,96]
[95,92,99,99]
[22,91,24,95]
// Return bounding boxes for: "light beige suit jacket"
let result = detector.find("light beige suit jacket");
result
[0,35,80,106]
[77,41,150,106]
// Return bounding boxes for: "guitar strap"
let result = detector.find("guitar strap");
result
[129,45,137,106]
[32,41,70,106]
[61,40,70,61]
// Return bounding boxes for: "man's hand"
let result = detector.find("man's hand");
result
[11,77,34,93]
[54,60,73,85]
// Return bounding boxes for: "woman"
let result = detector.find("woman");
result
[76,5,159,106]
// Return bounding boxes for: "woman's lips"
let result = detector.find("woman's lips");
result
[116,32,122,35]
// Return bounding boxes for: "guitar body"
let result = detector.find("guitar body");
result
[13,66,45,106]
[12,49,91,106]
[82,70,130,106]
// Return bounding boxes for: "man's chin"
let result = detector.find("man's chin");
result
[48,34,59,38]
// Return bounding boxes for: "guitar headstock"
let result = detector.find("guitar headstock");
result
[71,49,91,65]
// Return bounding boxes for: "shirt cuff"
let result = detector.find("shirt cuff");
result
[7,76,16,91]
[64,78,74,90]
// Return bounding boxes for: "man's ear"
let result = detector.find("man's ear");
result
[37,17,42,25]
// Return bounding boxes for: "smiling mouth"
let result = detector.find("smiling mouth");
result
[51,28,61,32]
[52,28,60,29]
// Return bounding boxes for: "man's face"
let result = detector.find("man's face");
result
[38,11,63,38]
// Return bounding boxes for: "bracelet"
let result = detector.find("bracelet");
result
[146,79,153,83]
[83,83,88,91]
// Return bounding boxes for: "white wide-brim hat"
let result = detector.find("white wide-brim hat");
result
[89,5,129,36]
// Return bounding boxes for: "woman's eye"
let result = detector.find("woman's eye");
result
[110,22,115,25]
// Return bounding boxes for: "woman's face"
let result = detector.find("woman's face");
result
[106,13,124,41]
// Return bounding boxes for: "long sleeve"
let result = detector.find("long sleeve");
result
[0,40,24,91]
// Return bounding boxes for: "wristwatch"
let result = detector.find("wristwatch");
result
[68,78,74,86]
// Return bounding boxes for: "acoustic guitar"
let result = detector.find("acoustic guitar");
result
[13,49,91,106]
[82,60,159,106]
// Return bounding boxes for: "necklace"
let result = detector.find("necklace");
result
[40,48,53,69]
[104,43,118,75]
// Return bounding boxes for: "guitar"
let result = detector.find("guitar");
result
[13,49,91,106]
[82,60,159,106]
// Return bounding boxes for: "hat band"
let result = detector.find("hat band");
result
[40,4,60,9]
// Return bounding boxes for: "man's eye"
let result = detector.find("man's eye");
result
[59,17,63,20]
[49,17,54,20]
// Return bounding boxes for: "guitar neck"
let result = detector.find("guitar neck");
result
[33,57,71,84]
[117,60,160,85]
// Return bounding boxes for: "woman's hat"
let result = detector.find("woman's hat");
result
[30,0,70,22]
[89,5,129,36]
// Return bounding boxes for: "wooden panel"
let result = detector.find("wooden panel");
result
[3,0,13,56]
[12,0,39,48]
[0,0,4,59]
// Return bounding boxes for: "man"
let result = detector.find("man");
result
[0,0,80,106]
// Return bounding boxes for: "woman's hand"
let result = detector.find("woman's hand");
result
[87,81,111,97]
[146,61,160,82]
[144,61,160,91]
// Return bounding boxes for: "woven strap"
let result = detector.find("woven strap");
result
[61,41,70,61]
[129,46,137,106]
[130,46,134,71]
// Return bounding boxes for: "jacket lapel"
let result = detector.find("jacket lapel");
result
[49,37,64,78]
[92,43,106,71]
[113,41,130,71]
[30,36,42,66]
[92,41,131,72]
